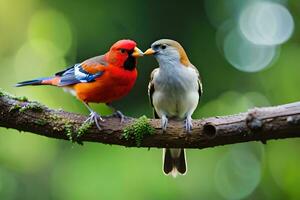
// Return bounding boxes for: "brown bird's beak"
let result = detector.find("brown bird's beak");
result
[143,48,156,55]
[132,47,144,57]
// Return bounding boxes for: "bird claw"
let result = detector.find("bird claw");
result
[184,117,193,133]
[85,111,104,130]
[161,116,168,133]
[110,110,128,123]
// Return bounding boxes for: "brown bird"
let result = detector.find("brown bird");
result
[145,39,202,177]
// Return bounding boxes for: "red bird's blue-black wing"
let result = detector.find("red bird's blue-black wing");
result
[57,64,104,86]
[57,55,107,86]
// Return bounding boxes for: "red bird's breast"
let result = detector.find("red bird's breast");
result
[73,66,137,103]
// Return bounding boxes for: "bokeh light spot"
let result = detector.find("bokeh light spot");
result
[239,2,294,46]
[214,144,262,200]
[224,28,278,72]
[13,40,66,82]
[28,9,73,55]
[215,20,235,55]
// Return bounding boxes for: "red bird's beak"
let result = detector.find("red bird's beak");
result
[132,47,144,57]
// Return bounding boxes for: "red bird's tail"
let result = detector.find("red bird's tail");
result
[16,77,60,87]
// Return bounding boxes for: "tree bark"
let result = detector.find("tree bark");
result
[1,90,300,148]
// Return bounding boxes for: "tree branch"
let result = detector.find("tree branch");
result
[1,89,300,148]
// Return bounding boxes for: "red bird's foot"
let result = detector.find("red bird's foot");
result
[85,111,104,130]
[111,110,128,123]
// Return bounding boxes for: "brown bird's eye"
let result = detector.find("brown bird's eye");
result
[161,45,166,49]
[120,49,126,53]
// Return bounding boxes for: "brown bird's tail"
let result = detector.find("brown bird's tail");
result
[163,148,187,177]
[16,77,60,87]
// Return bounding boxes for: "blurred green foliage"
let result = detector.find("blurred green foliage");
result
[0,0,300,199]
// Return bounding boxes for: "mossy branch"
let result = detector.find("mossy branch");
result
[1,89,300,148]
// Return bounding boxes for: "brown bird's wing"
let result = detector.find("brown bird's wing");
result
[148,68,159,118]
[190,64,203,99]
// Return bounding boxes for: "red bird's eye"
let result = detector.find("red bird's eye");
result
[120,49,126,53]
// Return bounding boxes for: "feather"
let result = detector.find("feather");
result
[58,64,104,86]
[148,68,159,107]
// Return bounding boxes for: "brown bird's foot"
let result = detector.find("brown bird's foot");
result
[161,115,168,132]
[85,111,104,130]
[111,110,128,123]
[184,116,193,133]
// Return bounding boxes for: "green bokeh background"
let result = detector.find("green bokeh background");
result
[0,0,300,199]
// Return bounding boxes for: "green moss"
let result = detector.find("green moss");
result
[19,102,43,112]
[8,102,43,113]
[0,89,13,98]
[0,88,8,96]
[0,88,42,112]
[122,115,155,146]
[0,88,28,101]
[77,121,93,137]
[62,119,84,145]
[34,119,47,126]
[64,122,74,142]
[9,104,21,112]
[14,96,28,102]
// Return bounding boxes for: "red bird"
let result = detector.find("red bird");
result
[16,39,143,129]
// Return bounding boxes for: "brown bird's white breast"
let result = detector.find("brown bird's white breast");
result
[152,63,199,119]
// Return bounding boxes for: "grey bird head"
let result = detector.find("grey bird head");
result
[144,39,190,66]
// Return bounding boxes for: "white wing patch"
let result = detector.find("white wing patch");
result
[74,64,90,83]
